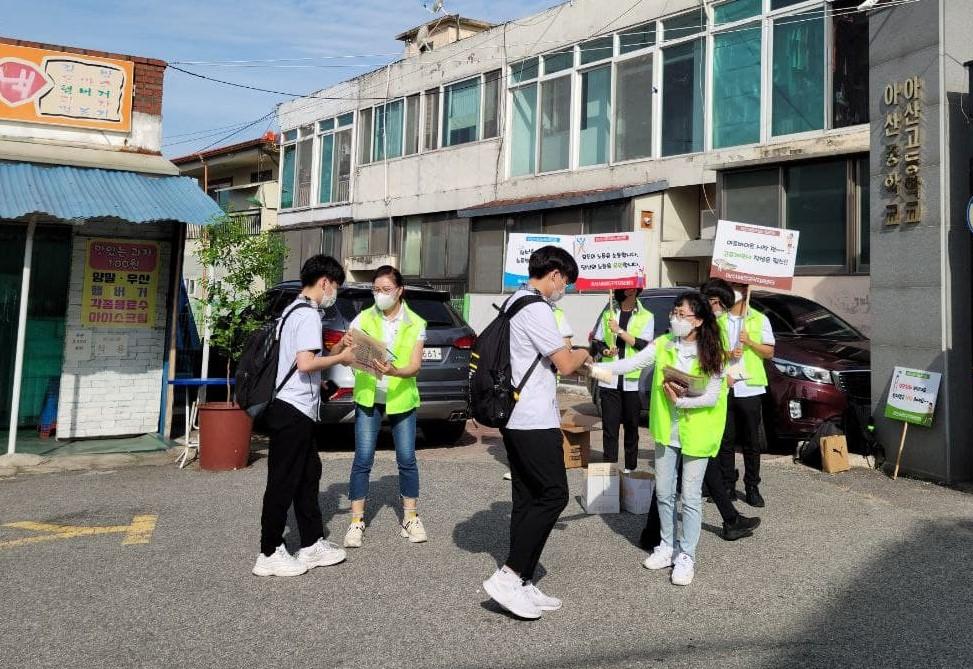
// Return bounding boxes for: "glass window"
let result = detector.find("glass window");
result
[584,203,625,234]
[443,78,481,147]
[446,219,470,276]
[422,218,447,278]
[483,70,501,139]
[580,37,613,65]
[371,218,389,255]
[358,107,372,165]
[295,138,313,207]
[712,25,762,149]
[511,57,539,84]
[540,76,571,172]
[714,0,761,25]
[773,12,825,136]
[858,157,869,267]
[372,105,387,161]
[405,94,420,155]
[663,9,705,41]
[511,84,538,176]
[832,1,869,128]
[299,124,314,138]
[470,217,504,292]
[786,162,847,266]
[580,66,611,167]
[333,128,352,203]
[619,23,656,54]
[662,39,705,156]
[722,169,781,228]
[543,208,582,235]
[337,112,353,127]
[280,145,295,208]
[319,118,335,132]
[614,55,653,162]
[283,129,297,142]
[385,99,404,159]
[322,225,341,258]
[318,133,334,204]
[401,217,422,275]
[352,222,369,255]
[771,0,805,8]
[544,50,574,74]
[423,88,439,151]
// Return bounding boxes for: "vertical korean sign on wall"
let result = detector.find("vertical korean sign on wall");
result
[81,239,159,328]
[0,43,134,131]
[881,75,923,225]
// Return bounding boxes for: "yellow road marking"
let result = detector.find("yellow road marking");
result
[0,514,157,550]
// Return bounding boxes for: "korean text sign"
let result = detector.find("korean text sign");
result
[503,232,648,291]
[885,366,942,428]
[81,239,159,328]
[0,43,134,132]
[710,220,799,290]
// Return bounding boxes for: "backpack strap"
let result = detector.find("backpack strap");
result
[274,302,314,394]
[503,294,549,397]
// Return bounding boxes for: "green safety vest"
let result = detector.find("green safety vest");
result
[352,302,426,414]
[717,310,769,387]
[648,335,728,458]
[554,307,565,331]
[601,306,653,381]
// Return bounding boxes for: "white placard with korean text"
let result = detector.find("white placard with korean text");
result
[885,366,942,428]
[710,220,800,290]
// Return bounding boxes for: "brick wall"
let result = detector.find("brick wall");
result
[57,221,174,439]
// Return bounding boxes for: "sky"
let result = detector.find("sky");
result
[3,0,562,157]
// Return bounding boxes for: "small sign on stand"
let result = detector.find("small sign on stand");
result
[884,366,942,479]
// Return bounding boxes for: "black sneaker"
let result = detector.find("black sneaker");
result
[745,486,766,508]
[722,514,761,541]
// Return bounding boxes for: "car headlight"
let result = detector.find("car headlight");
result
[772,358,833,385]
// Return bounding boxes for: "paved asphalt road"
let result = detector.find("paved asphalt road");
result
[1,412,972,669]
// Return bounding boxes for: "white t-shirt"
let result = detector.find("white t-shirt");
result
[505,290,566,431]
[727,312,775,398]
[275,299,324,421]
[349,304,426,404]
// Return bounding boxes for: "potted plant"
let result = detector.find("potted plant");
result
[194,213,285,471]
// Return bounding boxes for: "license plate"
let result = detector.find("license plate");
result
[422,347,443,361]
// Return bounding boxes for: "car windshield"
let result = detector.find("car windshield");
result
[335,296,459,328]
[755,294,862,340]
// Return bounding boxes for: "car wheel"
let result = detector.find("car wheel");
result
[422,420,468,446]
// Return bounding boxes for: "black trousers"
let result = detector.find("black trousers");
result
[704,457,738,524]
[259,399,324,556]
[718,392,764,491]
[600,388,641,471]
[502,427,569,581]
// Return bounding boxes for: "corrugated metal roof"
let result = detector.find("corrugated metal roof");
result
[0,162,223,225]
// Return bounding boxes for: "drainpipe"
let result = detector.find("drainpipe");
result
[197,153,212,398]
[7,216,36,454]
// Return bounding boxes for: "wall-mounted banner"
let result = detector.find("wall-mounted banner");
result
[572,232,648,291]
[81,239,159,328]
[0,43,134,132]
[885,366,942,427]
[503,233,575,290]
[503,232,649,291]
[710,220,799,289]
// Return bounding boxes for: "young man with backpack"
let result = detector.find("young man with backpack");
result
[479,246,592,619]
[252,255,355,578]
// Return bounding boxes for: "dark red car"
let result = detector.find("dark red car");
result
[588,288,871,450]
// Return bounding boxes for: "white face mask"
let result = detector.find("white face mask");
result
[733,289,745,305]
[669,316,694,338]
[548,287,565,304]
[318,286,337,310]
[374,291,398,311]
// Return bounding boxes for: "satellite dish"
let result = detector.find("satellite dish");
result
[431,0,446,12]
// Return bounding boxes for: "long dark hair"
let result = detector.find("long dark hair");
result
[674,290,725,377]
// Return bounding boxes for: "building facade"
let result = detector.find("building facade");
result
[274,0,973,481]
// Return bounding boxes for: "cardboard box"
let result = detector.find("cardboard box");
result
[621,471,655,514]
[584,463,620,514]
[561,425,591,469]
[820,435,850,474]
[560,408,602,430]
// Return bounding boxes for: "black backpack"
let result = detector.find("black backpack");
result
[235,302,313,419]
[469,294,547,428]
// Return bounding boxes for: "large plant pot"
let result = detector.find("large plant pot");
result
[198,402,252,471]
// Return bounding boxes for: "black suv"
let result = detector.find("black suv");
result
[257,281,476,445]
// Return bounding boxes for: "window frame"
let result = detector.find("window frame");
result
[315,112,355,207]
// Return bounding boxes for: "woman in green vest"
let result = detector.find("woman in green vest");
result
[591,291,727,586]
[336,266,427,548]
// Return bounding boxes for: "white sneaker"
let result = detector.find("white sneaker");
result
[503,471,512,481]
[296,538,346,569]
[642,542,675,570]
[344,521,365,548]
[671,553,695,586]
[524,581,562,611]
[252,544,308,577]
[401,516,428,543]
[482,569,542,620]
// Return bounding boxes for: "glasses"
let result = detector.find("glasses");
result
[670,309,697,319]
[372,286,398,295]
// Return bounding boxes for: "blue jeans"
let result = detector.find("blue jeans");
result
[655,444,708,560]
[350,404,419,501]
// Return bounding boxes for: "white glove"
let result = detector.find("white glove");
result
[586,363,614,384]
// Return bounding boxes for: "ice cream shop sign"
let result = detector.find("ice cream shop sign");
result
[0,42,133,131]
